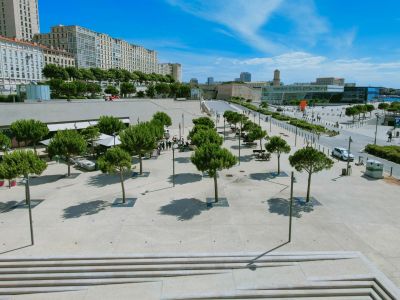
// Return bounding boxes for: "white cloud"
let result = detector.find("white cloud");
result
[166,0,285,54]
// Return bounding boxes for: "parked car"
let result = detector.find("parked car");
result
[332,147,354,161]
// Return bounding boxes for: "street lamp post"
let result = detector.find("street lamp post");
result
[374,113,379,145]
[238,115,242,165]
[295,125,298,147]
[182,114,185,137]
[223,117,226,142]
[172,143,178,187]
[289,171,294,242]
[346,136,353,175]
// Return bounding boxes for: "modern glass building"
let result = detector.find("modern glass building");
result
[342,87,381,103]
[261,84,344,105]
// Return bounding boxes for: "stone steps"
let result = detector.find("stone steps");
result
[0,252,397,299]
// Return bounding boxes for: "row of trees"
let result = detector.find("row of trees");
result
[43,65,175,84]
[345,104,375,122]
[378,101,400,113]
[187,117,237,203]
[47,78,191,100]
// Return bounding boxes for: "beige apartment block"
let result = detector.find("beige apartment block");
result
[0,0,39,40]
[158,63,182,82]
[41,46,75,68]
[217,83,259,101]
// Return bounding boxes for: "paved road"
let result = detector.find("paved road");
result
[206,100,400,178]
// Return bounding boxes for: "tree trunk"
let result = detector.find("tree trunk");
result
[306,171,312,203]
[139,153,143,175]
[119,170,126,204]
[277,153,281,174]
[259,139,262,151]
[213,173,218,203]
[33,143,37,154]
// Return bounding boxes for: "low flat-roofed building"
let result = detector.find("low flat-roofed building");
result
[262,84,344,105]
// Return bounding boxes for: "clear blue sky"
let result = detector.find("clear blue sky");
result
[39,0,400,87]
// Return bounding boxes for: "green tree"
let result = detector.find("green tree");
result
[81,126,100,156]
[97,116,125,135]
[192,117,215,129]
[0,132,11,151]
[120,82,136,98]
[155,83,170,97]
[48,130,87,176]
[97,147,132,204]
[104,85,119,96]
[74,81,87,97]
[65,67,82,80]
[10,119,49,152]
[120,123,157,174]
[149,119,165,141]
[137,91,145,98]
[146,84,156,98]
[345,106,358,123]
[42,64,68,80]
[265,136,291,174]
[90,68,108,82]
[191,143,237,202]
[247,125,267,150]
[2,150,47,204]
[86,82,102,98]
[152,112,172,127]
[188,125,211,141]
[191,128,223,147]
[60,82,77,101]
[80,68,95,81]
[289,147,334,202]
[47,78,64,98]
[365,104,375,117]
[0,160,18,188]
[378,103,389,110]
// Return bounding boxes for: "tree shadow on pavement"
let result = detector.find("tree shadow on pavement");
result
[175,157,191,164]
[29,174,64,186]
[87,174,121,187]
[0,201,19,213]
[159,198,208,221]
[63,200,110,219]
[168,173,202,185]
[267,197,314,218]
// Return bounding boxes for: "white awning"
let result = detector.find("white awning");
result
[75,121,91,129]
[94,136,121,147]
[40,138,52,146]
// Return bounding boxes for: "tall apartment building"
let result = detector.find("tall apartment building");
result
[0,35,43,92]
[0,0,40,40]
[158,63,182,82]
[33,25,159,74]
[240,72,251,82]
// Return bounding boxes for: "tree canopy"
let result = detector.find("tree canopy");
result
[0,132,11,151]
[10,119,49,152]
[265,136,291,174]
[97,147,132,203]
[289,147,334,202]
[191,143,237,202]
[97,116,126,135]
[152,112,172,127]
[120,122,157,174]
[192,117,215,129]
[191,128,223,147]
[47,130,87,176]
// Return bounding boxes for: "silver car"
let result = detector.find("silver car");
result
[332,147,354,161]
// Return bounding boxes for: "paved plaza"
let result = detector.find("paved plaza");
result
[0,99,400,298]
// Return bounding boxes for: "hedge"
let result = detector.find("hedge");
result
[365,144,400,164]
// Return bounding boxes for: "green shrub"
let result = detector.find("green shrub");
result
[365,144,400,164]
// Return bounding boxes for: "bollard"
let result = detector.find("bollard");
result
[390,167,393,177]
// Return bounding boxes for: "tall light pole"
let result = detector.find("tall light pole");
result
[223,117,226,142]
[289,171,294,242]
[238,115,242,165]
[346,136,353,175]
[374,113,379,145]
[172,143,178,187]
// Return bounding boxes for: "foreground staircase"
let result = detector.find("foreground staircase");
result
[0,252,398,299]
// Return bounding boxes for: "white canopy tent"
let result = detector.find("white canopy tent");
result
[94,135,121,147]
